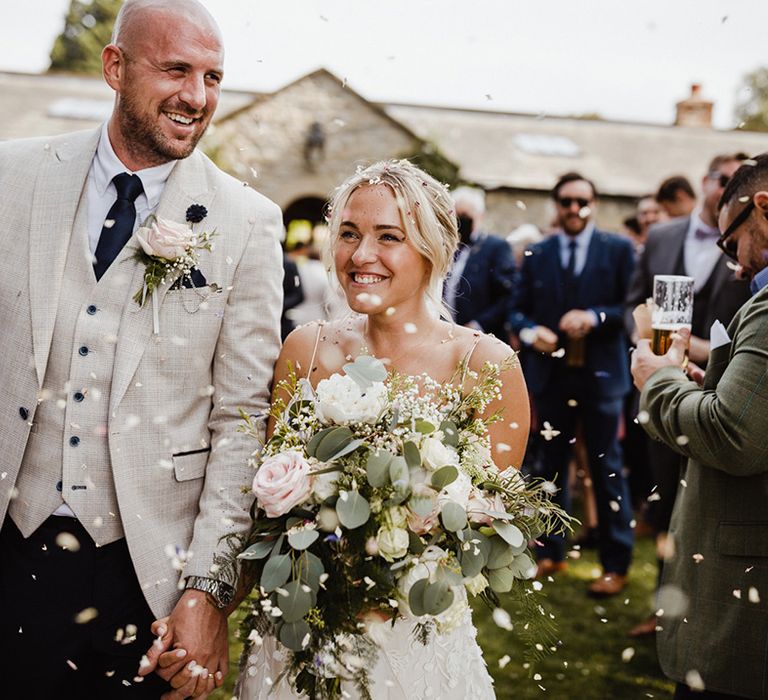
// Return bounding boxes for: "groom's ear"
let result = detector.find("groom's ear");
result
[102,44,124,93]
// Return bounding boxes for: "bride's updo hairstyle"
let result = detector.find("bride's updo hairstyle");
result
[325,159,460,314]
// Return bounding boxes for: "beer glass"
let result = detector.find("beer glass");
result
[651,275,694,355]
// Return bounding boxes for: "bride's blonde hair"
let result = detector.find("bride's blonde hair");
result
[324,159,460,316]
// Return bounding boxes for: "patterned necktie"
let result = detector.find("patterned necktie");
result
[93,173,144,280]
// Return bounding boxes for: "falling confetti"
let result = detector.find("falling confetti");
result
[56,532,81,552]
[492,608,513,631]
[540,422,561,441]
[621,647,636,663]
[75,607,99,624]
[403,323,417,334]
[498,655,511,669]
[685,670,705,691]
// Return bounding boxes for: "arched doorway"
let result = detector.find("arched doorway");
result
[283,196,327,251]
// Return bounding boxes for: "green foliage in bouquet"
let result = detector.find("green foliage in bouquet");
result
[229,354,571,699]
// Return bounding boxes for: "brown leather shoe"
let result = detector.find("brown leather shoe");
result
[535,558,568,578]
[588,572,627,597]
[628,614,658,637]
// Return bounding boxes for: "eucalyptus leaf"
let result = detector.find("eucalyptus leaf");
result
[306,427,336,458]
[280,579,313,623]
[315,427,354,463]
[487,536,514,570]
[459,547,485,578]
[488,566,516,593]
[325,438,365,462]
[414,419,436,435]
[408,577,429,617]
[343,355,388,390]
[389,456,410,489]
[336,490,370,529]
[431,465,458,490]
[492,520,525,549]
[508,552,536,579]
[288,528,320,550]
[297,551,325,592]
[278,619,311,652]
[409,494,436,518]
[261,553,291,592]
[423,579,454,616]
[403,441,421,469]
[439,420,459,447]
[440,502,468,532]
[465,528,492,560]
[366,450,393,487]
[408,530,426,555]
[237,539,275,560]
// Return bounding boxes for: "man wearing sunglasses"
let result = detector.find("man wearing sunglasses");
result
[624,153,751,637]
[510,172,636,597]
[629,153,768,700]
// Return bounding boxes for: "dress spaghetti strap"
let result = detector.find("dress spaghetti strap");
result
[306,321,325,380]
[459,332,483,387]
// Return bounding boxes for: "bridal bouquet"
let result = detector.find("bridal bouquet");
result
[231,354,569,699]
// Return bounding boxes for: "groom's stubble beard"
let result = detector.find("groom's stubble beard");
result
[116,85,214,167]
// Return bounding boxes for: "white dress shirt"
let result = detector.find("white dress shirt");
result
[86,121,176,255]
[683,209,722,293]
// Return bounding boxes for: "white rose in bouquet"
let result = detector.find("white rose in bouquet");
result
[376,526,409,562]
[420,436,460,472]
[438,470,473,510]
[466,489,507,526]
[311,467,339,502]
[315,374,387,425]
[382,505,409,530]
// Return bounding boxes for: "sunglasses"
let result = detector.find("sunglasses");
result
[557,197,591,209]
[717,198,754,260]
[708,172,730,188]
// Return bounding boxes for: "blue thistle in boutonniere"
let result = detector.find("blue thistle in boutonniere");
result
[186,203,208,223]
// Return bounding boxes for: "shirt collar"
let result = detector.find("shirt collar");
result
[687,208,719,239]
[93,121,176,209]
[559,222,595,250]
[750,266,768,295]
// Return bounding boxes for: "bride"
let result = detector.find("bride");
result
[239,160,529,699]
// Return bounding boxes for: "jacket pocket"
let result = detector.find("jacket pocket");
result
[172,448,210,482]
[717,522,768,557]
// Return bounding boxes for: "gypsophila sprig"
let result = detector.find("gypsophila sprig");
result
[132,214,216,306]
[230,353,571,699]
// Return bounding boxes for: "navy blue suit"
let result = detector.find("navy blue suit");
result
[509,230,636,573]
[451,233,516,340]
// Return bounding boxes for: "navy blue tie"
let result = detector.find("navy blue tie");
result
[93,173,144,280]
[564,239,578,297]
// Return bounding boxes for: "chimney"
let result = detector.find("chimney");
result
[675,83,713,128]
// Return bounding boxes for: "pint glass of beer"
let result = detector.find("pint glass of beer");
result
[651,275,694,355]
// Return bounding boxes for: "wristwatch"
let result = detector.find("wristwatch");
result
[185,576,235,609]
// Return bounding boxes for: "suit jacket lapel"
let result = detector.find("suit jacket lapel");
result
[29,129,99,387]
[542,236,565,308]
[110,151,217,412]
[706,255,733,302]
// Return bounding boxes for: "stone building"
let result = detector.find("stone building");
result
[2,68,767,234]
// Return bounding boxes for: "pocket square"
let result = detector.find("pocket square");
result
[709,320,731,350]
[171,267,208,290]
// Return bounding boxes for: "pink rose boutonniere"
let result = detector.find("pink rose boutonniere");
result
[132,206,216,333]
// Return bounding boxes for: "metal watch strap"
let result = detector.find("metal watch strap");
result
[184,575,235,609]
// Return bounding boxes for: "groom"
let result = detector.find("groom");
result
[0,1,282,697]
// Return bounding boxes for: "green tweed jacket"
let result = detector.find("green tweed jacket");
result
[640,284,768,699]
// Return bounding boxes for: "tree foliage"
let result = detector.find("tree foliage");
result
[49,0,121,74]
[735,67,768,132]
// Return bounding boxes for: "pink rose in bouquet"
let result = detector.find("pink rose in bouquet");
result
[252,450,313,518]
[136,217,195,260]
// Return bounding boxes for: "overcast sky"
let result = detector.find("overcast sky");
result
[1,0,766,129]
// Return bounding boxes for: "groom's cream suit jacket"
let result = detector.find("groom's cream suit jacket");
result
[0,128,282,617]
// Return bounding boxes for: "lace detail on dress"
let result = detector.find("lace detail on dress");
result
[237,601,495,700]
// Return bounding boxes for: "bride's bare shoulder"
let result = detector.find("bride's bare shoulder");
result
[280,319,362,379]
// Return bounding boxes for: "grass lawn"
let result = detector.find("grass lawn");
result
[212,535,673,699]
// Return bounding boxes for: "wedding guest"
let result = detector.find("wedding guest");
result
[444,186,517,341]
[656,175,697,219]
[625,153,751,636]
[509,172,636,595]
[631,151,768,700]
[0,1,283,698]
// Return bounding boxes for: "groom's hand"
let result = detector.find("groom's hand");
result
[140,590,228,699]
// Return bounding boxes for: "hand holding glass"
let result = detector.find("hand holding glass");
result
[651,275,694,355]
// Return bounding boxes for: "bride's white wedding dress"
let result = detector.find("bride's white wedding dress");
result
[237,592,495,699]
[238,328,496,699]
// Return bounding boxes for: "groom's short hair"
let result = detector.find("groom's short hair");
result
[719,153,767,211]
